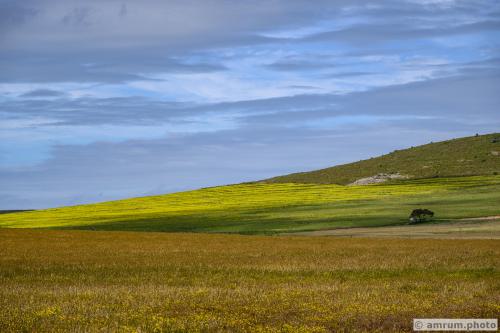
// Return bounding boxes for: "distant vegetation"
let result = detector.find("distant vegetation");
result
[264,133,500,185]
[0,210,32,215]
[409,208,434,224]
[1,176,499,234]
[0,230,498,332]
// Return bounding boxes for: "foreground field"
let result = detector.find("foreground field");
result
[1,176,500,234]
[0,230,498,332]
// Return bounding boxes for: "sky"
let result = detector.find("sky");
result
[1,0,499,209]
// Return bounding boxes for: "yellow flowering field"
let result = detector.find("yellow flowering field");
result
[1,176,499,233]
[0,229,498,332]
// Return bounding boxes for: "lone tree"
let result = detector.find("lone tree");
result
[409,209,434,224]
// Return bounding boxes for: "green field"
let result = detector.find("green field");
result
[1,175,499,234]
[1,229,498,332]
[2,133,499,234]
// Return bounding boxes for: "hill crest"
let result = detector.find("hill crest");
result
[262,133,500,185]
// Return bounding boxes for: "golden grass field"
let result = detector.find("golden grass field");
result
[0,229,498,332]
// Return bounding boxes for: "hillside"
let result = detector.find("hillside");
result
[0,133,499,234]
[263,133,500,185]
[1,176,499,234]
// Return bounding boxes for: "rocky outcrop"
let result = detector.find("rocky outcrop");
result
[348,173,409,186]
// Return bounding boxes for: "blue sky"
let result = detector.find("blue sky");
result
[1,0,499,209]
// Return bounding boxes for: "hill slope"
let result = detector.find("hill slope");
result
[0,133,499,234]
[1,176,499,234]
[263,133,500,185]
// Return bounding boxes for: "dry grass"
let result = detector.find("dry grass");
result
[0,229,498,332]
[288,219,500,239]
